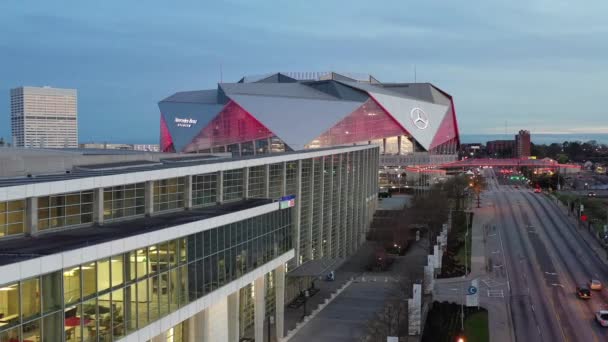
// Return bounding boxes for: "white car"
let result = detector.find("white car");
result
[596,310,608,327]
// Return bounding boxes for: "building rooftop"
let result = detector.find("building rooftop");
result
[0,145,362,188]
[0,198,272,266]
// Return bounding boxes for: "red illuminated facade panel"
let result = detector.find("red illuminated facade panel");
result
[307,99,406,148]
[184,101,275,153]
[160,115,175,153]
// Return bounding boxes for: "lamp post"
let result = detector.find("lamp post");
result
[267,315,274,342]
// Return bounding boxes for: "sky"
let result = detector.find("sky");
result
[1,0,607,144]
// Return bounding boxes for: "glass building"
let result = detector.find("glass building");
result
[0,144,378,342]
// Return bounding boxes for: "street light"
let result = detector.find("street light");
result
[267,315,274,342]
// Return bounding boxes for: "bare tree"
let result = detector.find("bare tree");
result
[363,275,422,342]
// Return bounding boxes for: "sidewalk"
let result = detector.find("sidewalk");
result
[434,192,515,342]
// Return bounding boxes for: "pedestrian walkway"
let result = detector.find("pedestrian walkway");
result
[434,189,515,342]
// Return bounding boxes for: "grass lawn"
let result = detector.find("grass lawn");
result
[464,311,489,342]
[454,228,472,273]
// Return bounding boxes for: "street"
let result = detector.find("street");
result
[486,168,608,341]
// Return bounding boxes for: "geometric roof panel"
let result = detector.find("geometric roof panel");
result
[227,94,363,150]
[368,92,449,151]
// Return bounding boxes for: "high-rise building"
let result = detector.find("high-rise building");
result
[515,130,531,157]
[0,144,378,341]
[10,86,78,148]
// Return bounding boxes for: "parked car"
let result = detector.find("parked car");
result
[590,279,603,291]
[588,191,597,197]
[596,310,608,327]
[534,188,541,193]
[577,284,592,299]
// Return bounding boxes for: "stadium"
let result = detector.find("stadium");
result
[159,72,460,165]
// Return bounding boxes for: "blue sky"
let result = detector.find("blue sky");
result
[1,0,607,143]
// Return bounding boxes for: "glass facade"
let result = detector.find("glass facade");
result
[222,169,244,202]
[38,191,94,230]
[103,183,145,222]
[268,163,283,199]
[187,101,274,153]
[0,200,25,238]
[0,209,292,342]
[247,166,266,199]
[306,99,405,149]
[192,173,218,207]
[153,177,185,213]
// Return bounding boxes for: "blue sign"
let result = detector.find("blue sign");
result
[279,195,296,209]
[280,195,296,201]
[467,286,478,295]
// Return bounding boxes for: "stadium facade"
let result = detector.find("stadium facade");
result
[158,72,460,166]
[0,144,378,342]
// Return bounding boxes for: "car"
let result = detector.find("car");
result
[514,185,519,189]
[577,284,592,299]
[590,279,603,291]
[596,310,608,327]
[534,188,541,193]
[588,192,597,197]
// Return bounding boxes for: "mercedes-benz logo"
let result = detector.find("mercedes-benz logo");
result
[410,107,429,130]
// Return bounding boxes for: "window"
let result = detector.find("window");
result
[247,166,266,198]
[103,183,145,221]
[38,191,94,230]
[268,163,284,198]
[153,177,185,213]
[192,173,217,207]
[0,200,25,238]
[223,169,244,202]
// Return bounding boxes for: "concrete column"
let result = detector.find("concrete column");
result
[93,188,104,226]
[202,297,229,342]
[307,159,315,261]
[281,162,287,196]
[252,140,257,156]
[217,170,224,204]
[145,180,154,216]
[237,143,242,157]
[25,197,38,236]
[397,135,402,155]
[267,137,272,154]
[244,167,250,199]
[264,164,270,198]
[318,157,325,257]
[150,331,166,342]
[294,160,302,264]
[275,265,286,340]
[327,156,334,258]
[186,310,205,341]
[254,276,266,342]
[228,291,240,342]
[184,175,193,209]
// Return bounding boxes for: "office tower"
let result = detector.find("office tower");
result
[11,86,78,148]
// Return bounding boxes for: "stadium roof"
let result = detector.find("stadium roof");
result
[159,72,460,153]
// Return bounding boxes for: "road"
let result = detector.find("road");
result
[486,168,608,341]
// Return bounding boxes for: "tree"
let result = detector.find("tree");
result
[363,276,419,341]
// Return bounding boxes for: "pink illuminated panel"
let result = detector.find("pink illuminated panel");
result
[429,105,457,149]
[186,101,274,152]
[307,99,406,148]
[160,114,175,152]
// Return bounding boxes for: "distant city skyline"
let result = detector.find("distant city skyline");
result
[1,1,607,143]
